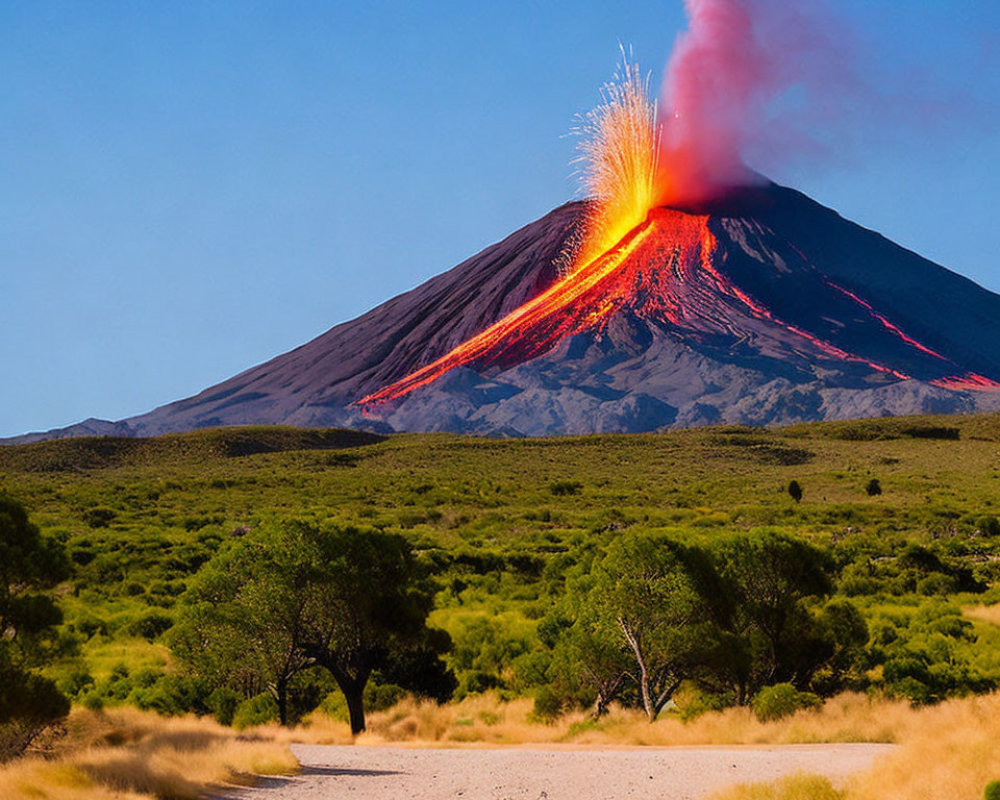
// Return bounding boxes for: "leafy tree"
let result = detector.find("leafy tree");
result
[711,532,834,701]
[546,589,632,718]
[174,523,450,733]
[0,495,71,761]
[588,532,727,722]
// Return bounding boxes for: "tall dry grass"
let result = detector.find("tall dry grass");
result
[964,603,1000,628]
[0,707,297,800]
[709,693,1000,800]
[287,692,914,747]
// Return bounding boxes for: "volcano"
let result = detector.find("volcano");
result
[10,182,1000,442]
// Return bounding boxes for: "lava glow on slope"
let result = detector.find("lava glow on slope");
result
[356,208,998,410]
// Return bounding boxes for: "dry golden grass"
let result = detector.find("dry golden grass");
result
[286,692,913,747]
[964,602,1000,628]
[0,707,297,800]
[708,693,1000,800]
[848,693,1000,800]
[709,773,842,800]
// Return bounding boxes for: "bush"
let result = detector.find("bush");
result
[364,682,406,713]
[917,573,958,596]
[206,688,241,727]
[751,683,821,722]
[530,686,563,722]
[787,480,803,503]
[985,780,1000,800]
[232,693,280,729]
[126,612,175,640]
[83,507,117,528]
[866,479,882,497]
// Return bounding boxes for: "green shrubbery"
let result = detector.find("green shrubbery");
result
[2,416,1000,734]
[751,684,822,721]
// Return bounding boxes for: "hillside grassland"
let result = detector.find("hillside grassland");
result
[2,414,1000,713]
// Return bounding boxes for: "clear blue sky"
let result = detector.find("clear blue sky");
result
[1,1,997,437]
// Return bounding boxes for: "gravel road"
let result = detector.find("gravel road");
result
[221,742,893,800]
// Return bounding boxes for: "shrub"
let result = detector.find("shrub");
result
[206,688,241,727]
[0,667,71,762]
[126,612,174,640]
[787,480,803,503]
[917,573,959,596]
[751,683,821,722]
[985,780,1000,800]
[232,693,280,729]
[530,686,563,722]
[550,481,582,496]
[866,478,882,497]
[83,507,117,528]
[56,667,95,699]
[365,682,406,713]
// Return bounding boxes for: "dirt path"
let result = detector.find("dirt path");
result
[223,742,893,800]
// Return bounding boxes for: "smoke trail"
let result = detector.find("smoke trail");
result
[657,0,852,208]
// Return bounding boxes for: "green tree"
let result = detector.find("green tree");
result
[174,523,450,733]
[589,532,726,722]
[712,532,834,701]
[545,575,632,718]
[172,535,313,726]
[0,495,71,761]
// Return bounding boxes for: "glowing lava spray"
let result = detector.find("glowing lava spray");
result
[566,0,849,274]
[567,53,661,274]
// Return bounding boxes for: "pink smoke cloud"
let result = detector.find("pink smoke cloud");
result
[656,0,855,208]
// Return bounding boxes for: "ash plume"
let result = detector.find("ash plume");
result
[657,0,852,208]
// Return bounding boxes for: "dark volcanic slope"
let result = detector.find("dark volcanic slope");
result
[354,184,1000,434]
[120,203,582,436]
[7,183,1000,442]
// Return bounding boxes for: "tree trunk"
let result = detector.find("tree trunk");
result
[272,679,289,727]
[618,619,655,722]
[343,681,366,735]
[314,656,371,736]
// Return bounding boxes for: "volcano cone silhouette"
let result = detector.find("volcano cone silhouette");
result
[11,182,1000,443]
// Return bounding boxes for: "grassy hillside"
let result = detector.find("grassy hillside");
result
[2,416,1000,713]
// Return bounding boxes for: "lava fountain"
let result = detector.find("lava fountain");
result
[566,53,661,274]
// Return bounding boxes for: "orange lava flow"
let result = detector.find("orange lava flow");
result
[357,209,931,409]
[358,215,666,406]
[826,281,947,361]
[931,374,1000,391]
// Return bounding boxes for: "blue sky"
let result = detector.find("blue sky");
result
[1,1,997,437]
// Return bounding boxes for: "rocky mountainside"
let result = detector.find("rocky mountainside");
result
[9,183,1000,442]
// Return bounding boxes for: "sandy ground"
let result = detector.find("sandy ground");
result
[221,742,894,800]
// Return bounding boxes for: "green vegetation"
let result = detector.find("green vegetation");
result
[2,414,1000,728]
[172,522,450,732]
[0,495,71,760]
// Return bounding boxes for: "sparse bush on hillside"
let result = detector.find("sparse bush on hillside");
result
[788,480,803,503]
